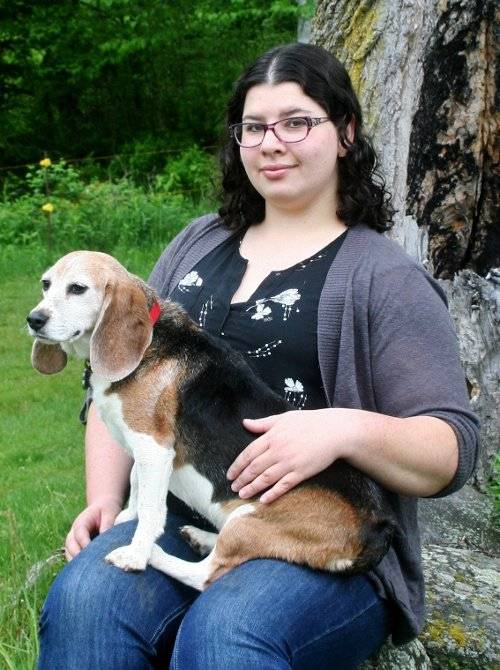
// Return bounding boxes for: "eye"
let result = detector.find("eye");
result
[283,117,308,129]
[41,279,51,291]
[245,123,265,133]
[67,283,88,295]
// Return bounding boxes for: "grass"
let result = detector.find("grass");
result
[0,246,160,668]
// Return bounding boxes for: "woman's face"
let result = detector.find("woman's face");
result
[239,82,345,214]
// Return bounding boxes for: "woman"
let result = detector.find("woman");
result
[38,43,478,669]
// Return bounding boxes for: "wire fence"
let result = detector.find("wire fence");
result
[0,144,220,173]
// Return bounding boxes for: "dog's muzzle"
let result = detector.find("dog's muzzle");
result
[27,310,49,332]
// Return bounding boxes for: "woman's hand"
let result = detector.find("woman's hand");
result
[226,408,460,502]
[227,409,361,504]
[64,496,123,560]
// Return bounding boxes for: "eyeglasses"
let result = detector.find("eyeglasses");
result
[230,116,330,148]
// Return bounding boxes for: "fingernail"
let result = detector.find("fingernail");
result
[231,482,239,492]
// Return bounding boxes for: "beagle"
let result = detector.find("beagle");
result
[27,251,395,590]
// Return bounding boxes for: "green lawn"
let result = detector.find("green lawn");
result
[0,247,159,669]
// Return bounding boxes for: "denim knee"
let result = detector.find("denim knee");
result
[170,559,390,670]
[38,520,200,670]
[38,523,139,669]
[171,561,293,670]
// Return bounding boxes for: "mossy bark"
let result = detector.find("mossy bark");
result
[313,0,499,488]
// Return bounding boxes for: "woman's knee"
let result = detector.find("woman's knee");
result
[39,521,200,669]
[171,561,293,670]
[40,522,137,635]
[170,560,390,670]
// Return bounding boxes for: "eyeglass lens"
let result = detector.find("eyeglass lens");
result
[237,118,310,147]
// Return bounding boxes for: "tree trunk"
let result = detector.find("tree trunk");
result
[312,2,499,667]
[313,0,499,488]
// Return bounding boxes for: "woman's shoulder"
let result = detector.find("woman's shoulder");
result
[341,224,447,305]
[148,212,228,296]
[348,225,420,271]
[176,211,223,243]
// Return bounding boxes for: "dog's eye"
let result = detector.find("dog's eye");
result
[41,279,51,291]
[67,283,88,295]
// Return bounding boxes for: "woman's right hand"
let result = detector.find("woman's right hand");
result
[64,496,123,560]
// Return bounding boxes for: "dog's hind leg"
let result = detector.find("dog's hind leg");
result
[149,543,218,590]
[149,504,255,589]
[179,526,218,556]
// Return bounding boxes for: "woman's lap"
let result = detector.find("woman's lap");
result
[38,512,390,670]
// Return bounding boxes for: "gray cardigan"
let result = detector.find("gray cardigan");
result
[149,214,479,644]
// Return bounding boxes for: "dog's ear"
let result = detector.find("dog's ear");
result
[90,278,153,382]
[31,340,68,374]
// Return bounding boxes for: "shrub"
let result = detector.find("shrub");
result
[156,145,219,201]
[0,151,217,257]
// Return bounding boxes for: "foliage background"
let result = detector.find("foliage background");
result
[1,0,306,180]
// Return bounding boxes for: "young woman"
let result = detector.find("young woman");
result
[38,43,478,670]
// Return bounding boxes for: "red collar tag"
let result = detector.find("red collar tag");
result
[149,301,161,326]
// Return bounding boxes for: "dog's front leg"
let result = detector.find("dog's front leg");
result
[114,463,139,525]
[105,439,173,572]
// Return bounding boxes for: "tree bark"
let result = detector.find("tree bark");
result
[313,0,499,487]
[312,3,499,666]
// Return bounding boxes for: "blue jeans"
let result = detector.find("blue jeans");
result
[38,512,390,669]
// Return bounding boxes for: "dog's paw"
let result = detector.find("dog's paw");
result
[114,508,137,525]
[105,545,148,572]
[180,525,218,556]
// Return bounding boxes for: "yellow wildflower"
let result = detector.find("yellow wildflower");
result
[39,158,52,168]
[42,203,54,213]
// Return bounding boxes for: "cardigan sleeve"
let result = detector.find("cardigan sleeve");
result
[368,265,480,497]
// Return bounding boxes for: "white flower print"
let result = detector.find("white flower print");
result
[284,378,304,393]
[178,270,203,292]
[270,288,301,321]
[271,289,301,306]
[246,339,282,358]
[198,295,214,327]
[251,304,272,320]
[246,288,301,322]
[284,378,307,409]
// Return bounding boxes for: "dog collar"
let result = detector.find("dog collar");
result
[149,301,161,326]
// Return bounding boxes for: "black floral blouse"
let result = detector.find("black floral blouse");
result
[170,231,346,410]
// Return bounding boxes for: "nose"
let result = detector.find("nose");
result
[260,127,286,152]
[27,310,49,331]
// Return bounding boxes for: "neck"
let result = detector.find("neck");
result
[261,186,345,238]
[61,332,92,360]
[261,203,346,240]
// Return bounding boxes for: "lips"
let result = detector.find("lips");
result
[260,164,297,179]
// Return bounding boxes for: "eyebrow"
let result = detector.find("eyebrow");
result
[242,107,313,121]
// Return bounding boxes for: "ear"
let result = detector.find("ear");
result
[31,340,68,374]
[339,118,356,157]
[90,278,153,382]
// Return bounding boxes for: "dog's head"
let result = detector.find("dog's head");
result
[27,251,155,382]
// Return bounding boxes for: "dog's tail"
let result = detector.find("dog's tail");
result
[352,512,396,573]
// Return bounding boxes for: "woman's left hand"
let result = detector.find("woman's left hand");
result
[226,409,359,504]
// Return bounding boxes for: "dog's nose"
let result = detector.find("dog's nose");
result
[27,310,49,331]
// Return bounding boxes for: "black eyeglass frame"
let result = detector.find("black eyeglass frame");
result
[229,116,331,148]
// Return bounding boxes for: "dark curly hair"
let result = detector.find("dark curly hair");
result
[218,43,394,233]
